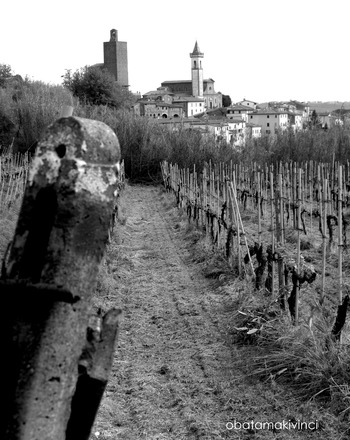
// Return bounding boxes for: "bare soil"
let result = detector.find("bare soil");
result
[91,184,341,440]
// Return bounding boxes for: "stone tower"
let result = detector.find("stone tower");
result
[190,41,204,98]
[103,29,129,87]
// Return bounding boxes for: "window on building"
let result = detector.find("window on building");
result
[267,123,270,127]
[267,115,270,118]
[266,129,270,134]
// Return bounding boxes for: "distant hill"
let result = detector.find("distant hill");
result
[308,101,350,114]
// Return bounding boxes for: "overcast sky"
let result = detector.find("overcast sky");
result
[1,0,349,104]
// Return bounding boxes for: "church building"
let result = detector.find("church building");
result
[160,41,222,110]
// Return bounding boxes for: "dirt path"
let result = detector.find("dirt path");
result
[91,185,330,440]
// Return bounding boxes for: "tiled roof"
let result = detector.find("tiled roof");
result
[227,118,246,123]
[239,99,257,103]
[162,79,214,84]
[227,104,253,111]
[162,80,192,84]
[173,97,205,102]
[143,90,174,96]
[252,109,289,115]
[136,100,182,108]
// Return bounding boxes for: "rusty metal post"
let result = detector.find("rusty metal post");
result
[0,116,121,440]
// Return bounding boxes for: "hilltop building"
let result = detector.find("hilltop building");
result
[226,104,254,122]
[161,41,222,111]
[93,29,129,88]
[237,99,257,109]
[248,108,303,135]
[136,41,222,118]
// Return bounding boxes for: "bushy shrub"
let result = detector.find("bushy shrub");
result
[62,66,135,110]
[73,105,236,180]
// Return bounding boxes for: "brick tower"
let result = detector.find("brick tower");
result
[190,41,204,98]
[103,29,129,87]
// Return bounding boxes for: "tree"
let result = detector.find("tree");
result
[62,66,135,109]
[0,63,13,87]
[310,110,320,129]
[222,94,232,107]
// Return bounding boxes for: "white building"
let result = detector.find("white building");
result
[172,96,205,117]
[226,104,254,122]
[227,119,246,146]
[248,109,300,135]
[237,98,257,109]
[246,123,262,139]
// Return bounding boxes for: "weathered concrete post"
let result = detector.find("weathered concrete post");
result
[1,116,121,440]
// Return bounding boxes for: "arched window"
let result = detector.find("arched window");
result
[194,60,197,68]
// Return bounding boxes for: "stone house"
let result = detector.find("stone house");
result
[226,104,254,122]
[133,101,184,118]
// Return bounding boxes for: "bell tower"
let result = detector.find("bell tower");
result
[103,29,129,87]
[190,41,204,98]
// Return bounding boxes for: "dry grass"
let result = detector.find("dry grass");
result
[0,198,21,260]
[1,178,349,439]
[90,184,350,439]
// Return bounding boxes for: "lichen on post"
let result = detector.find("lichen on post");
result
[1,116,121,440]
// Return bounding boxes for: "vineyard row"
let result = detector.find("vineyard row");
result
[160,160,349,340]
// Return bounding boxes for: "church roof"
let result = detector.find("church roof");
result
[143,90,174,96]
[173,97,205,102]
[191,41,203,56]
[162,79,214,84]
[162,80,192,84]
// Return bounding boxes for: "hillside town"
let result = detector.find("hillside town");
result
[82,29,350,149]
[126,39,348,147]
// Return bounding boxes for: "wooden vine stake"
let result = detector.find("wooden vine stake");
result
[229,178,254,277]
[321,177,327,304]
[257,171,262,244]
[334,165,344,343]
[269,171,275,295]
[295,168,302,324]
[309,160,313,234]
[228,180,241,275]
[338,165,343,305]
